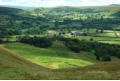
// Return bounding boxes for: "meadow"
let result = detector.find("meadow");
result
[4,29,120,47]
[0,44,120,80]
[3,41,94,69]
[64,30,120,45]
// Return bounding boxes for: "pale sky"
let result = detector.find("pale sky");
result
[0,0,120,7]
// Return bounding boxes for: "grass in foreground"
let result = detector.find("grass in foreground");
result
[0,44,120,80]
[0,45,50,80]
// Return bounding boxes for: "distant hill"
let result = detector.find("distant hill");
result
[0,6,120,35]
[6,6,35,9]
[111,4,120,6]
[32,6,120,17]
[0,6,22,15]
[0,5,36,9]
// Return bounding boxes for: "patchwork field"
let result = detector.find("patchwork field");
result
[5,29,120,45]
[65,29,120,45]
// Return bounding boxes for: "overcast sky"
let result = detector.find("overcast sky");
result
[0,0,120,7]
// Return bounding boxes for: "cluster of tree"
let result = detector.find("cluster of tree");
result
[0,7,51,37]
[94,43,120,61]
[53,17,120,31]
[0,14,50,36]
[0,39,3,44]
[57,37,120,61]
[58,37,94,52]
[12,36,120,61]
[18,36,54,48]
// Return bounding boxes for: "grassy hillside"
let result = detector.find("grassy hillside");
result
[3,41,94,69]
[55,61,120,80]
[0,6,120,36]
[0,6,120,80]
[0,7,22,15]
[0,6,52,36]
[0,45,50,80]
[32,6,120,18]
[0,45,120,80]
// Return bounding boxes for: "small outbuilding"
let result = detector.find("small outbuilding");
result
[71,32,87,36]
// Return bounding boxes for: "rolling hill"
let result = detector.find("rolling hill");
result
[31,6,120,17]
[111,4,120,6]
[0,7,22,15]
[0,45,49,80]
[0,44,120,80]
[0,5,120,80]
[0,6,120,36]
[3,41,95,69]
[0,5,36,9]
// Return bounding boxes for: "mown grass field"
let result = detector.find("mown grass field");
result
[3,41,94,69]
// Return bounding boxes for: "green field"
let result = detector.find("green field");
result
[0,5,120,80]
[1,28,120,80]
[64,29,120,45]
[0,45,120,80]
[0,45,49,80]
[6,30,120,45]
[66,35,120,44]
[3,41,94,69]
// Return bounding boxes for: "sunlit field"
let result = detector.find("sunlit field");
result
[3,42,94,69]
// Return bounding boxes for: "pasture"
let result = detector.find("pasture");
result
[0,44,120,80]
[3,29,120,45]
[3,41,94,69]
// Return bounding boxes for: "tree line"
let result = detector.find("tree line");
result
[58,37,120,61]
[16,36,120,61]
[18,36,54,48]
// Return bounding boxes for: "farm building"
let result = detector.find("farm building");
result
[45,33,58,36]
[71,32,87,36]
[65,33,71,36]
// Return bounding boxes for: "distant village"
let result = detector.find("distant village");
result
[45,31,88,36]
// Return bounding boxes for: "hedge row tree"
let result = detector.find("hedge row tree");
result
[57,37,120,61]
[18,36,54,48]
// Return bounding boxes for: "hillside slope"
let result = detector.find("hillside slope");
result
[0,6,120,36]
[0,45,50,80]
[0,7,22,15]
[0,44,120,80]
[3,42,94,69]
[55,61,120,80]
[0,6,50,35]
[32,6,120,17]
